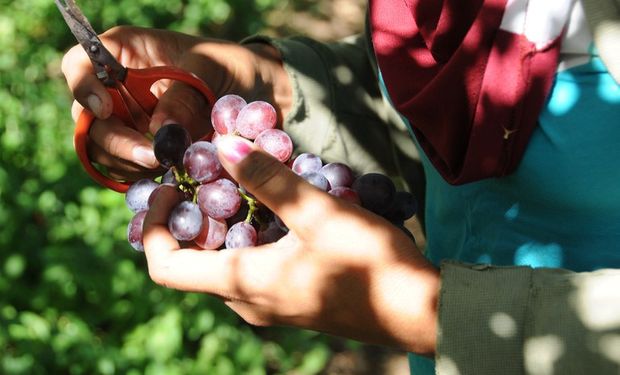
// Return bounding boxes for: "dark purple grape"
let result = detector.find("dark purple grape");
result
[225,222,257,249]
[254,128,293,162]
[320,162,354,188]
[274,215,288,233]
[328,186,361,205]
[211,94,247,135]
[300,171,330,191]
[125,178,159,213]
[153,124,192,169]
[197,178,242,220]
[383,191,418,223]
[351,173,396,215]
[127,210,147,251]
[258,221,287,245]
[291,153,323,175]
[194,215,228,250]
[235,101,277,140]
[226,199,250,227]
[183,141,222,183]
[168,201,204,241]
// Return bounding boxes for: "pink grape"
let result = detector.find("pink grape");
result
[183,141,222,183]
[328,186,361,205]
[300,171,330,191]
[127,210,147,251]
[125,178,159,213]
[168,201,204,241]
[225,222,257,249]
[235,101,277,139]
[211,94,247,135]
[254,128,293,162]
[292,153,323,174]
[195,216,228,250]
[320,162,354,188]
[197,178,242,220]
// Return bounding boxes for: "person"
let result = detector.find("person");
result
[61,0,620,373]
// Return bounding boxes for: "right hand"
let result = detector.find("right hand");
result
[61,25,291,182]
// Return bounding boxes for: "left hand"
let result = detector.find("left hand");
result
[143,135,440,355]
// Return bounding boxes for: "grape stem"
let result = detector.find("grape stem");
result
[238,189,257,223]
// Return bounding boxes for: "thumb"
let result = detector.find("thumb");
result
[149,81,212,140]
[216,135,335,236]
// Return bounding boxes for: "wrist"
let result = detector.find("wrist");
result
[373,258,439,356]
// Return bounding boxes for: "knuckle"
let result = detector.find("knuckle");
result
[240,153,283,192]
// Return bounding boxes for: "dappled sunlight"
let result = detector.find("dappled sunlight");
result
[489,312,517,339]
[570,271,620,331]
[524,335,565,375]
[514,242,563,268]
[599,334,620,365]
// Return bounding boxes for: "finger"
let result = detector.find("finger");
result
[216,135,338,238]
[62,44,113,119]
[142,185,248,297]
[89,116,159,169]
[107,167,162,182]
[148,81,212,140]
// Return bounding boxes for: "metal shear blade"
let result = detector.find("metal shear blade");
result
[55,0,125,85]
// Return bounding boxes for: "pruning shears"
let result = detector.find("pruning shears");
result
[55,0,216,192]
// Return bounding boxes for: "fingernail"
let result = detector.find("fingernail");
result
[87,94,103,118]
[218,136,253,164]
[133,145,158,168]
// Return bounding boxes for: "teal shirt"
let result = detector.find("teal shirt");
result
[407,55,620,373]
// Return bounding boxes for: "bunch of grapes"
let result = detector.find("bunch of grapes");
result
[125,95,417,252]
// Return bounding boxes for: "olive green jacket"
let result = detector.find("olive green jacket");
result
[242,2,620,371]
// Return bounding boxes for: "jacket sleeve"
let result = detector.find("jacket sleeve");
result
[241,34,424,194]
[437,261,620,374]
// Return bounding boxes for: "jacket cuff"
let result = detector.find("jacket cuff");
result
[436,261,532,374]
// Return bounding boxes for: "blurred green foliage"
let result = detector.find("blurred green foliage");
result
[0,0,337,373]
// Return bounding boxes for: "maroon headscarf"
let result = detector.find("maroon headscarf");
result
[369,0,562,184]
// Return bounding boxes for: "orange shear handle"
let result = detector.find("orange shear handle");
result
[74,66,216,193]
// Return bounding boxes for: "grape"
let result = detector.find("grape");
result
[291,153,323,175]
[328,186,361,205]
[153,124,192,169]
[351,173,396,215]
[274,215,288,233]
[300,171,330,191]
[258,221,287,245]
[211,94,247,135]
[254,128,293,162]
[125,178,159,213]
[320,162,354,188]
[235,101,277,139]
[210,130,223,148]
[197,178,242,220]
[183,141,222,183]
[383,191,418,223]
[127,210,147,251]
[168,201,204,241]
[195,215,228,250]
[147,183,176,207]
[161,169,177,184]
[225,222,257,249]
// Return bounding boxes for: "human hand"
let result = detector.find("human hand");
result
[142,135,439,355]
[61,26,291,181]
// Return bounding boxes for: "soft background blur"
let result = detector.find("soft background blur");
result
[0,0,409,373]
